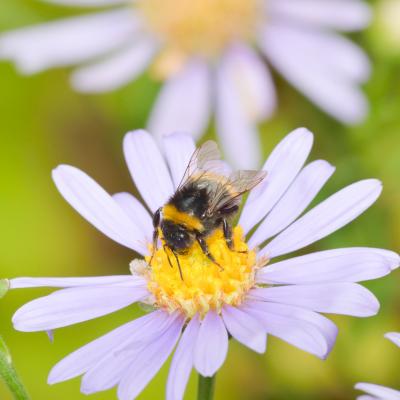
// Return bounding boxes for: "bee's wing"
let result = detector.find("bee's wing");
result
[177,140,230,189]
[196,140,221,169]
[228,170,268,195]
[207,170,267,215]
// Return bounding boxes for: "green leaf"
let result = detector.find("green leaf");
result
[0,337,12,365]
[0,336,30,400]
[0,279,9,299]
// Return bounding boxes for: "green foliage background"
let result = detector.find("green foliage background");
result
[0,0,399,399]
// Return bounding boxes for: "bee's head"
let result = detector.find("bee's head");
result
[160,220,195,252]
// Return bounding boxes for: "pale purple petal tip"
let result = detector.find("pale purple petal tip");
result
[355,382,400,400]
[250,283,379,317]
[222,305,267,353]
[256,248,397,285]
[52,164,147,254]
[387,251,400,271]
[385,332,400,348]
[13,286,148,332]
[242,301,336,359]
[261,179,382,259]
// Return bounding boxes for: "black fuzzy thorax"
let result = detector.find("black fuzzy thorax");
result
[167,177,237,235]
[169,183,210,219]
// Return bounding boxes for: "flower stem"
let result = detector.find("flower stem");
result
[197,373,216,400]
[0,336,30,400]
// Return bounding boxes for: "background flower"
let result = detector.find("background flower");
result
[0,0,371,167]
[7,129,400,400]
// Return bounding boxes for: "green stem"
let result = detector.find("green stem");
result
[197,373,216,400]
[0,336,30,400]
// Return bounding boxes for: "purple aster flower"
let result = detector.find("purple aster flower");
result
[9,128,398,400]
[0,0,371,168]
[355,333,400,400]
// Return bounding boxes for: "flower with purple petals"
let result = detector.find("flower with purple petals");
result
[9,128,399,400]
[0,0,371,168]
[355,333,400,400]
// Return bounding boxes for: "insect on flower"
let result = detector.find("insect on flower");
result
[151,140,266,279]
[5,129,400,400]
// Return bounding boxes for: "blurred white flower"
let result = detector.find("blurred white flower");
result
[0,0,371,167]
[375,0,400,54]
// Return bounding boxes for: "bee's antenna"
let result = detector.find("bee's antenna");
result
[172,251,184,281]
[163,245,174,269]
[162,245,184,281]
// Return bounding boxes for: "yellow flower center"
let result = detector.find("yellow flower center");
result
[145,226,257,318]
[137,0,261,77]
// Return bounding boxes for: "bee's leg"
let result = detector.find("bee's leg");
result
[222,219,234,250]
[172,250,184,281]
[149,207,161,266]
[197,236,223,271]
[149,230,159,266]
[222,218,247,254]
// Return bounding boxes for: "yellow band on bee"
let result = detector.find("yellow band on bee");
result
[162,204,203,231]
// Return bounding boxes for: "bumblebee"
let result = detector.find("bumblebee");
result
[151,140,267,279]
